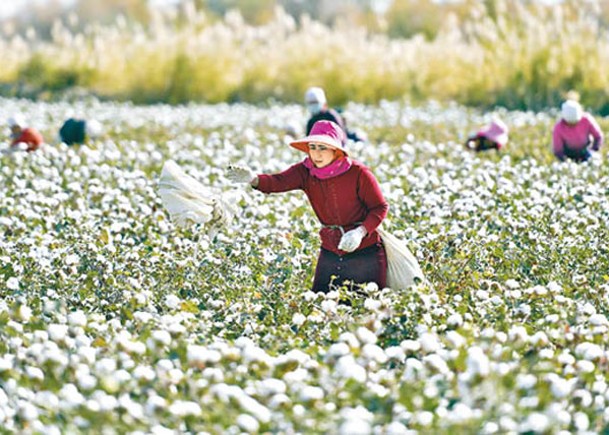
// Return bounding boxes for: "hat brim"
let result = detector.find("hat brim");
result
[482,132,508,147]
[289,134,347,155]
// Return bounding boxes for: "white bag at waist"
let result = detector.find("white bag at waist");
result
[377,226,425,290]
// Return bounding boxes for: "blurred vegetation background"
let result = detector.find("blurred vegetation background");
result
[2,0,609,113]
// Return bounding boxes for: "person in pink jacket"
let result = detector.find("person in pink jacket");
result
[552,100,603,162]
[226,120,389,293]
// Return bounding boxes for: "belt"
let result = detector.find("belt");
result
[321,221,363,236]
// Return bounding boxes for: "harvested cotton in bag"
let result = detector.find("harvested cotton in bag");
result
[157,160,237,238]
[377,226,425,289]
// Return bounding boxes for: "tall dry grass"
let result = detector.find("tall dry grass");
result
[0,0,608,112]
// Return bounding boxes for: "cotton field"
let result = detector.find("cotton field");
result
[0,97,609,433]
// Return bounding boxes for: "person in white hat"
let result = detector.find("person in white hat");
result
[7,115,44,152]
[226,120,388,293]
[552,99,603,162]
[304,87,366,142]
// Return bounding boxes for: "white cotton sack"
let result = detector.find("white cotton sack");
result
[377,226,425,290]
[157,160,237,237]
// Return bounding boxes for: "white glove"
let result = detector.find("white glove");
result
[338,226,367,253]
[226,164,256,184]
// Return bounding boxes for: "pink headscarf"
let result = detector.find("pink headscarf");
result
[303,156,352,179]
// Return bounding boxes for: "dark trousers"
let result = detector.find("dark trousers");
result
[312,243,387,293]
[564,147,591,162]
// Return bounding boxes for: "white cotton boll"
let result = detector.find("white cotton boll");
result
[134,312,154,323]
[580,302,596,316]
[480,421,499,434]
[475,290,489,300]
[321,299,337,314]
[557,352,575,365]
[76,371,97,390]
[413,410,433,427]
[508,326,528,343]
[77,346,96,365]
[151,330,172,347]
[168,400,201,417]
[326,291,340,300]
[59,384,85,409]
[150,424,173,435]
[339,332,360,349]
[237,413,259,433]
[283,368,308,384]
[516,374,537,390]
[26,366,44,381]
[573,412,589,431]
[335,356,367,383]
[385,421,413,435]
[403,358,425,381]
[242,345,273,366]
[446,313,463,328]
[546,403,571,426]
[292,313,306,327]
[299,386,324,402]
[268,393,291,409]
[0,356,12,372]
[307,312,324,323]
[338,419,371,435]
[68,311,87,327]
[589,314,609,326]
[18,401,39,421]
[419,333,441,353]
[146,395,167,414]
[575,342,604,361]
[520,412,549,433]
[303,291,317,301]
[164,294,181,310]
[547,374,575,399]
[16,304,31,321]
[576,360,595,374]
[445,331,466,348]
[48,324,69,342]
[65,254,80,266]
[257,379,286,396]
[499,416,517,432]
[362,344,388,364]
[187,345,221,367]
[529,331,549,347]
[283,349,310,365]
[327,342,350,360]
[364,298,382,311]
[423,354,450,375]
[466,347,490,377]
[400,340,421,353]
[447,403,474,423]
[572,389,593,407]
[202,367,224,383]
[385,346,405,361]
[356,327,378,345]
[6,277,20,291]
[95,358,117,374]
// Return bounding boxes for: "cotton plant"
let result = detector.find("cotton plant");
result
[0,98,609,432]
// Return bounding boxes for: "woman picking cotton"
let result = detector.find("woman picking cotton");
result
[226,120,389,293]
[552,99,603,162]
